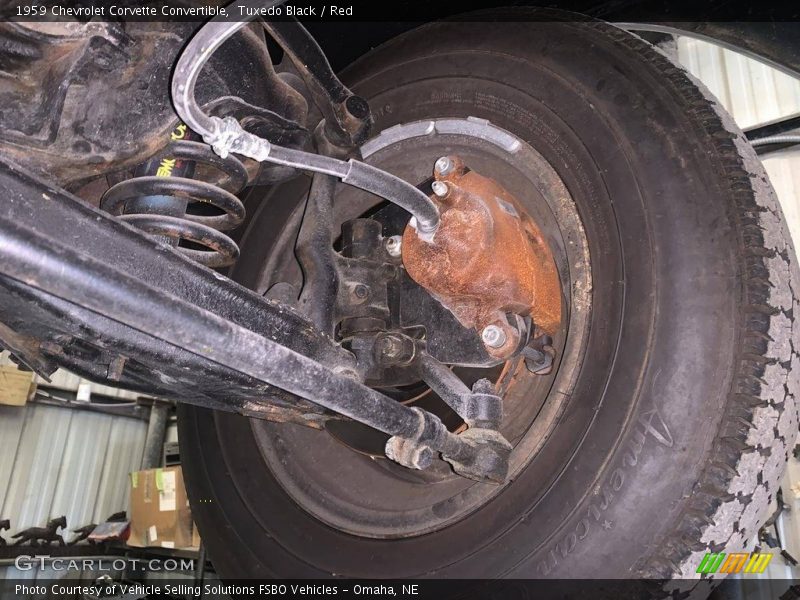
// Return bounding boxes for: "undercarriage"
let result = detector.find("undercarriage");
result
[0,6,573,484]
[2,0,800,583]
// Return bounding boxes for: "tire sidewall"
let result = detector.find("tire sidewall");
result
[180,20,757,578]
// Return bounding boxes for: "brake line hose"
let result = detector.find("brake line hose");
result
[750,135,800,147]
[171,0,440,235]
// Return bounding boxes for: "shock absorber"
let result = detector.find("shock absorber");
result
[100,122,249,268]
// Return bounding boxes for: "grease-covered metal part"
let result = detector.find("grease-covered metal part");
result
[402,156,562,359]
[0,158,510,483]
[0,20,305,187]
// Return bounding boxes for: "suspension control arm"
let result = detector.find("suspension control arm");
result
[262,19,372,149]
[296,172,339,334]
[417,353,504,429]
[0,161,504,482]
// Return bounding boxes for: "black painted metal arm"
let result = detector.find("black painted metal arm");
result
[0,158,506,482]
[296,172,339,335]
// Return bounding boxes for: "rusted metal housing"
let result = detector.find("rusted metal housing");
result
[402,156,561,358]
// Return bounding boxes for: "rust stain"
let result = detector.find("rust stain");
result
[402,156,561,359]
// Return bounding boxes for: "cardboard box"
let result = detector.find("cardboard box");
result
[128,466,198,549]
[0,365,35,406]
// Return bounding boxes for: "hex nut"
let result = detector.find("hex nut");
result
[431,181,449,198]
[434,156,454,177]
[481,325,507,348]
[385,235,402,258]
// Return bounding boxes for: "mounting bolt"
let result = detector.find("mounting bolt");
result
[431,181,449,198]
[345,95,370,119]
[411,446,434,469]
[385,235,402,258]
[481,325,507,348]
[351,284,370,301]
[377,333,416,366]
[434,156,454,177]
[379,336,402,359]
[385,436,434,470]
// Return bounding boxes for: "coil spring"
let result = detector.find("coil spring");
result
[100,140,249,268]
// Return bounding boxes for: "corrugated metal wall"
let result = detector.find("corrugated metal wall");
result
[0,402,146,534]
[676,35,800,588]
[677,37,800,249]
[678,39,800,129]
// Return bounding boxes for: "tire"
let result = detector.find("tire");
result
[178,17,800,580]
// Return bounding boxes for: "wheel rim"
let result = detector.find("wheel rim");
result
[240,117,592,538]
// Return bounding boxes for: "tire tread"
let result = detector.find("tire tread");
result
[583,23,800,582]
